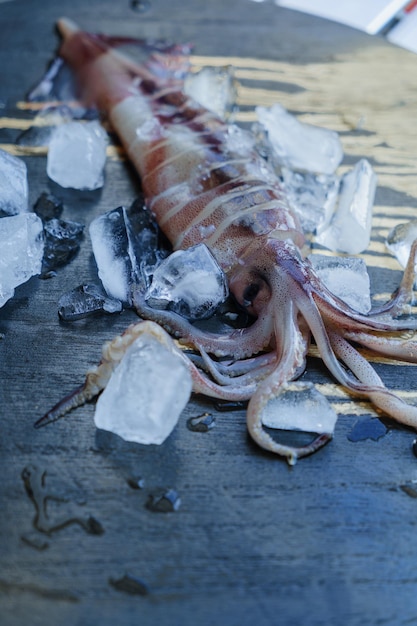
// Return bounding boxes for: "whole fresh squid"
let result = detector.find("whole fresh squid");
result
[38,18,417,464]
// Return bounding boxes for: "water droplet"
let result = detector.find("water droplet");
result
[146,488,181,512]
[130,0,151,12]
[127,476,146,490]
[412,439,417,458]
[109,574,150,595]
[187,413,216,432]
[85,516,105,535]
[347,417,387,442]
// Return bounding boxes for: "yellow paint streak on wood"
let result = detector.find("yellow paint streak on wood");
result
[0,142,123,160]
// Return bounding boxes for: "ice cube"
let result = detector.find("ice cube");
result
[90,207,133,303]
[94,334,192,445]
[0,149,29,216]
[145,243,229,319]
[47,120,107,190]
[0,213,44,307]
[58,283,122,321]
[281,167,340,234]
[42,218,84,272]
[261,381,338,434]
[315,159,377,254]
[309,254,371,313]
[184,66,236,119]
[90,204,160,303]
[255,104,343,175]
[385,220,417,268]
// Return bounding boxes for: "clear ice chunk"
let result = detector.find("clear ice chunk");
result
[255,104,343,175]
[309,253,371,313]
[281,167,340,234]
[47,120,107,190]
[0,148,29,216]
[184,66,236,119]
[385,219,417,268]
[315,159,377,254]
[145,243,229,320]
[94,334,192,445]
[58,283,122,320]
[261,381,338,435]
[0,213,44,307]
[90,204,160,304]
[42,218,84,272]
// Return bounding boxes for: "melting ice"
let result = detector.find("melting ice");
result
[145,243,229,319]
[42,218,84,272]
[94,334,192,445]
[315,159,377,254]
[261,381,338,435]
[255,104,343,175]
[47,120,107,190]
[281,167,340,234]
[0,213,44,307]
[309,254,371,314]
[58,283,122,321]
[0,149,28,216]
[90,204,160,304]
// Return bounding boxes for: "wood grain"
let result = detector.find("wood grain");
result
[1,1,417,625]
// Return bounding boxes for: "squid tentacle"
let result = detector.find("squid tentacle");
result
[364,239,417,318]
[196,344,278,387]
[297,284,417,429]
[328,331,417,430]
[246,298,317,465]
[133,288,274,359]
[200,351,278,378]
[342,328,417,363]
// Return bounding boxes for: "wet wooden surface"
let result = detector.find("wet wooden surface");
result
[1,1,417,624]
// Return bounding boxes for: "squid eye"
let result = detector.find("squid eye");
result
[243,283,260,306]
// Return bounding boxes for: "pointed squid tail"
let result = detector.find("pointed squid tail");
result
[34,382,93,429]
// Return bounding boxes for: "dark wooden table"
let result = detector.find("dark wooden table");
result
[1,1,417,624]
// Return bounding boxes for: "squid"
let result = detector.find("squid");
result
[38,18,417,464]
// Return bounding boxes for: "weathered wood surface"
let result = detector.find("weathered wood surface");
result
[1,1,417,624]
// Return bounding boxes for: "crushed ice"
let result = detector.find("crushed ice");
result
[261,381,338,435]
[254,104,377,254]
[42,218,84,273]
[255,103,343,175]
[281,167,339,234]
[58,283,122,321]
[315,159,377,254]
[94,333,192,445]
